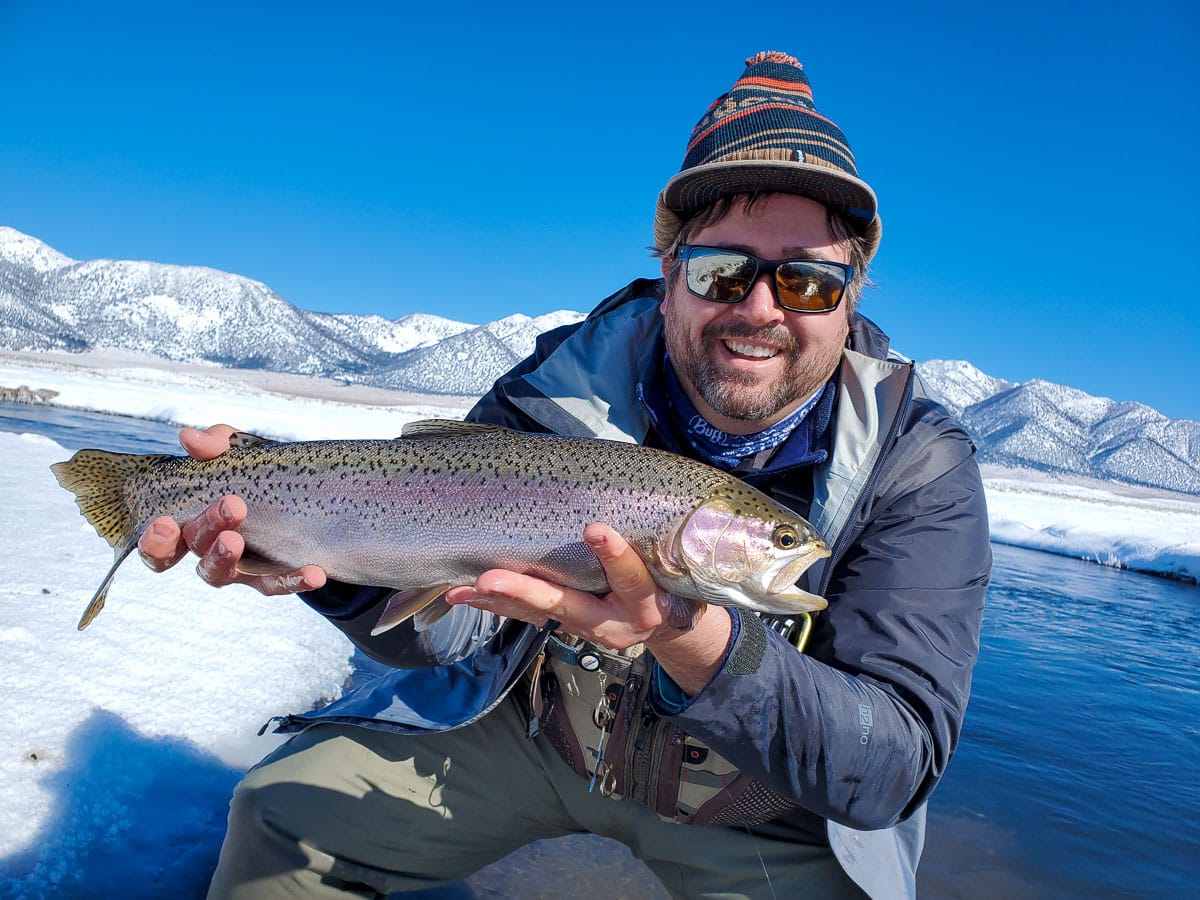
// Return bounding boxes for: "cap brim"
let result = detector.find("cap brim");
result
[661,159,878,228]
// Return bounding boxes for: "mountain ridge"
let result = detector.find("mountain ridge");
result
[4,226,1197,494]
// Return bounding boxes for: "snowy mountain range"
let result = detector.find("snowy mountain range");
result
[0,227,582,396]
[3,226,1198,494]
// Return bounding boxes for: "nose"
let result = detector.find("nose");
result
[733,274,785,326]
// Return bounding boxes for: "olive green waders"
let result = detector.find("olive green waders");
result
[207,696,863,899]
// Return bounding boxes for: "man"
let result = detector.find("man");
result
[141,52,990,899]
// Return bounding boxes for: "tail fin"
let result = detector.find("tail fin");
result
[50,449,172,549]
[51,449,174,629]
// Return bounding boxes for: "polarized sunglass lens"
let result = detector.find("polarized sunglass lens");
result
[777,263,844,311]
[687,250,755,302]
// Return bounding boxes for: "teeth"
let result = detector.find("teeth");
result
[724,340,778,359]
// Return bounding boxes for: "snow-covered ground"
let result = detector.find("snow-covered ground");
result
[0,351,476,442]
[1,354,1197,895]
[1,429,357,893]
[983,468,1199,583]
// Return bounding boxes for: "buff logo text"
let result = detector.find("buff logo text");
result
[688,415,735,446]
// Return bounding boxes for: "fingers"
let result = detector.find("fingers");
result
[137,494,245,577]
[181,495,247,555]
[193,530,327,594]
[137,516,189,572]
[196,528,246,586]
[446,571,570,628]
[583,522,657,600]
[443,524,664,648]
[136,490,325,595]
[179,424,240,460]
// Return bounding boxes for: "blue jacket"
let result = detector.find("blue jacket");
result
[286,280,991,899]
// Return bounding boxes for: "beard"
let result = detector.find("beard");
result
[662,304,846,424]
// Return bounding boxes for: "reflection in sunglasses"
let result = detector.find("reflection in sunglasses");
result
[681,245,851,314]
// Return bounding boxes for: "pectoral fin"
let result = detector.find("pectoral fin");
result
[234,551,298,576]
[412,597,454,632]
[660,593,706,631]
[370,584,454,636]
[78,538,140,630]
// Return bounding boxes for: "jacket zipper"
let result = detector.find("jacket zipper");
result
[618,671,652,798]
[820,365,915,594]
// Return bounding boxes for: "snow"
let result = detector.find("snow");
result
[915,359,1014,413]
[337,311,474,355]
[0,226,73,272]
[0,356,473,442]
[0,431,354,894]
[1,357,1197,895]
[983,469,1200,582]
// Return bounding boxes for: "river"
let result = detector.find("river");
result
[3,401,1197,897]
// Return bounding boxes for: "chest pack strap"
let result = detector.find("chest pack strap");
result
[545,632,640,679]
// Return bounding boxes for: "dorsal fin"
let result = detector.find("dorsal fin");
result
[228,430,276,449]
[400,419,512,440]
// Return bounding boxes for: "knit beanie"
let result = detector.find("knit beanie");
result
[654,51,881,259]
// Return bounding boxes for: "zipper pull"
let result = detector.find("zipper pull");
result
[635,710,659,751]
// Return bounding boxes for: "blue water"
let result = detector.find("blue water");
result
[5,402,1198,897]
[921,545,1199,897]
[0,401,184,455]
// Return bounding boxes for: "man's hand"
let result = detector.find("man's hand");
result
[136,424,327,596]
[443,522,731,695]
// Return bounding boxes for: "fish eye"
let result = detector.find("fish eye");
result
[773,525,799,550]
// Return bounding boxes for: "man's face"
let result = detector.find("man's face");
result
[660,193,852,435]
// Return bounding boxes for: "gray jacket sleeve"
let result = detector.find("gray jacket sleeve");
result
[659,430,990,831]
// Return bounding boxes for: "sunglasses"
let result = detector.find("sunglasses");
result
[678,245,853,313]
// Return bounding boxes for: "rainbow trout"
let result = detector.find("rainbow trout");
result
[51,419,829,632]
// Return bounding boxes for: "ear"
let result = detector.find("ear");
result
[659,257,673,315]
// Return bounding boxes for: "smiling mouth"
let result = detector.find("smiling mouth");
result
[722,339,780,360]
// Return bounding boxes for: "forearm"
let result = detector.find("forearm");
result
[644,603,733,695]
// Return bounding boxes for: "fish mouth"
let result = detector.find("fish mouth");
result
[757,543,830,613]
[768,543,830,594]
[759,584,828,614]
[689,541,829,615]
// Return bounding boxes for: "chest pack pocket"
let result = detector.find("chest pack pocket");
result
[532,621,810,826]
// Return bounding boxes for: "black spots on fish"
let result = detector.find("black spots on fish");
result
[358,455,386,474]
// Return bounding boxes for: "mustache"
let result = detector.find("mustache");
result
[701,321,798,351]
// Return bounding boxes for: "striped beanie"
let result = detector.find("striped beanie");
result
[654,51,881,260]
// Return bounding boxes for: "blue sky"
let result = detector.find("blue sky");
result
[2,1,1197,420]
